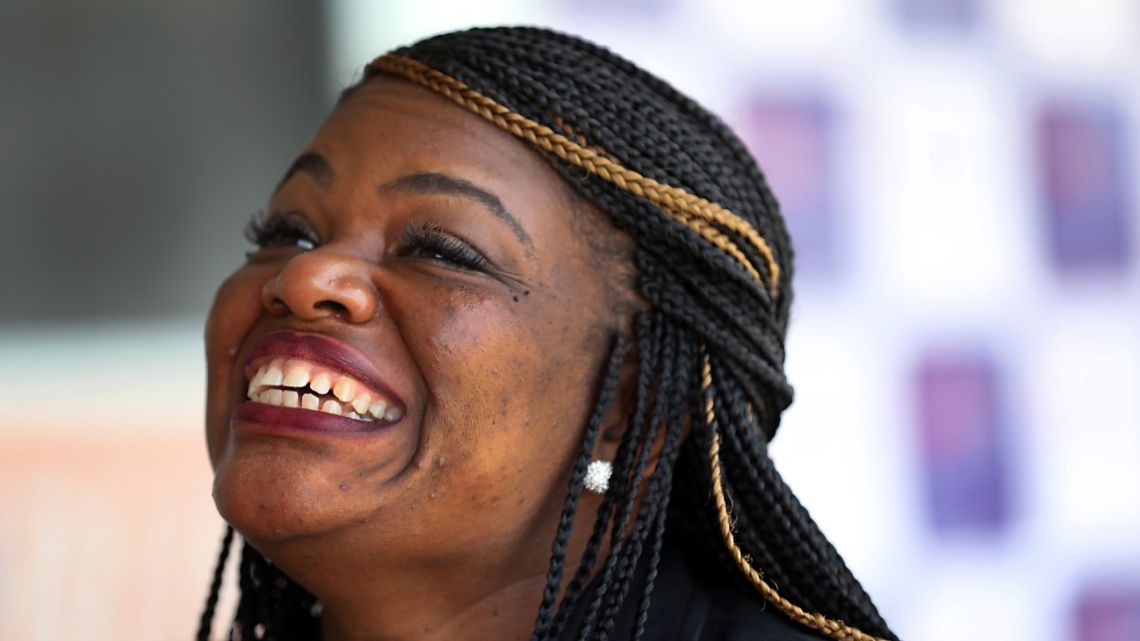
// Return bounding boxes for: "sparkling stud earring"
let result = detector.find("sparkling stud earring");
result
[584,459,612,494]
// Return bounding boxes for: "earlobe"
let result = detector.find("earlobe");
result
[583,460,612,494]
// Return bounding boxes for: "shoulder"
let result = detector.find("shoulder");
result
[640,541,830,641]
[692,585,830,641]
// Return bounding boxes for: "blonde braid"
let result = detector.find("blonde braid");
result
[701,353,888,641]
[367,53,781,298]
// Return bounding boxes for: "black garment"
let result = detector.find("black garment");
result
[559,538,827,641]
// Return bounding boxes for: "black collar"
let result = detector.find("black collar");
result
[557,536,826,641]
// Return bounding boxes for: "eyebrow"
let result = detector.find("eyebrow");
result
[275,152,333,193]
[379,171,534,252]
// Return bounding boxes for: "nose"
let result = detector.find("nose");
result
[261,249,380,324]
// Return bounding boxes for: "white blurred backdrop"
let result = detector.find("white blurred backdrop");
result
[2,1,1138,640]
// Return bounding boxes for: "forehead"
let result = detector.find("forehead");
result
[291,76,633,307]
[309,76,572,207]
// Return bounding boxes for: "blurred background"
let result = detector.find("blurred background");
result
[1,0,1137,639]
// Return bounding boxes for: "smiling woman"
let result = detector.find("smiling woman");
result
[197,27,897,641]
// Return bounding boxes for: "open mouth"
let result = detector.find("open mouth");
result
[245,357,404,424]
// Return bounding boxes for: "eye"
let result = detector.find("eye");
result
[395,221,490,272]
[244,210,319,251]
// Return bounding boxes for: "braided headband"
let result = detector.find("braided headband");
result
[366,54,781,298]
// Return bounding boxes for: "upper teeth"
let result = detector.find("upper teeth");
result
[246,358,404,423]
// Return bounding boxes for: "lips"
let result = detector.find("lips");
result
[233,331,406,434]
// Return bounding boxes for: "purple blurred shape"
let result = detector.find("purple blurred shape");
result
[1036,100,1133,275]
[915,350,1012,536]
[739,95,836,277]
[895,0,981,32]
[1074,582,1140,641]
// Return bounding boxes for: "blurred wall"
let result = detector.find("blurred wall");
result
[0,0,328,323]
[0,1,329,639]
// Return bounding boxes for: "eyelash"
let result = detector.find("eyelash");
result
[397,221,490,272]
[243,213,490,273]
[244,210,319,251]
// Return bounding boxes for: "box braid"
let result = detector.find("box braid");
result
[196,26,897,641]
[196,526,234,641]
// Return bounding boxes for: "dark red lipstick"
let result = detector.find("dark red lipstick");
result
[233,331,406,436]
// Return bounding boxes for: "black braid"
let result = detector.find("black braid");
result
[545,411,634,641]
[202,26,896,641]
[631,330,692,640]
[531,334,630,641]
[196,526,234,641]
[232,541,255,640]
[577,314,664,641]
[591,317,678,640]
[212,541,319,641]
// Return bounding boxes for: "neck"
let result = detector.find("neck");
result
[241,490,606,640]
[318,570,546,641]
[251,526,560,641]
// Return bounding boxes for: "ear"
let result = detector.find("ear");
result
[589,340,696,485]
[590,344,678,481]
[594,347,639,460]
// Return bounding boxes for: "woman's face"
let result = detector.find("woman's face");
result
[204,77,624,570]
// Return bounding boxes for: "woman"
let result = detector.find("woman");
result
[197,27,897,641]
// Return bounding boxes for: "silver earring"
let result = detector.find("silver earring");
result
[584,459,612,494]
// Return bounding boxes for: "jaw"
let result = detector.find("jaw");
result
[210,411,421,548]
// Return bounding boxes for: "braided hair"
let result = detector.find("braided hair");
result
[198,26,897,641]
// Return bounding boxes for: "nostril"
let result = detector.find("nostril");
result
[267,297,289,316]
[313,299,350,318]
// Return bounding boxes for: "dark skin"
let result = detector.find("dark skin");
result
[204,76,639,641]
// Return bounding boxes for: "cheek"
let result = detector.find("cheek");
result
[407,286,604,485]
[415,292,520,441]
[204,268,268,464]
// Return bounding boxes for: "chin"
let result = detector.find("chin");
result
[212,446,367,545]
